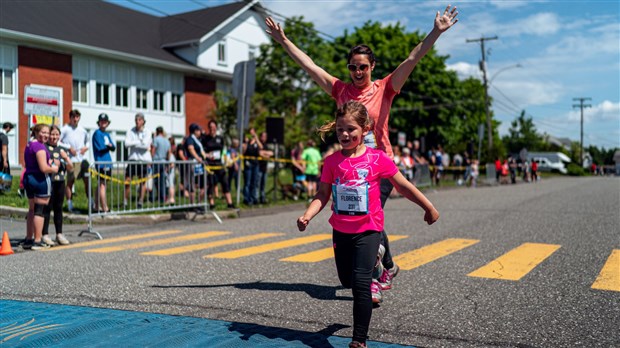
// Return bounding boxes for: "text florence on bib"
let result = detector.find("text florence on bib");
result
[332,182,369,216]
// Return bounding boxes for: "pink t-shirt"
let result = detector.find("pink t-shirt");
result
[331,74,399,158]
[321,147,399,233]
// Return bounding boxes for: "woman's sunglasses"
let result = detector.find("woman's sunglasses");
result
[347,64,370,72]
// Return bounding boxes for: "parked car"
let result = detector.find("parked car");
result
[532,157,567,174]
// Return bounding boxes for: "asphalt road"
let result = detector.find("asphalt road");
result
[1,176,619,347]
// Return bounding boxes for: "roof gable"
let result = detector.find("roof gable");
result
[160,2,248,47]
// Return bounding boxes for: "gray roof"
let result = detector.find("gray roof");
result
[0,0,249,67]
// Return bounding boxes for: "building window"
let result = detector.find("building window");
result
[0,68,13,95]
[115,85,129,108]
[136,88,148,109]
[218,40,226,65]
[153,91,164,111]
[72,79,88,103]
[171,93,182,113]
[95,82,110,105]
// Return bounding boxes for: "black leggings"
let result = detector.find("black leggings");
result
[379,178,394,269]
[43,181,65,235]
[333,229,381,343]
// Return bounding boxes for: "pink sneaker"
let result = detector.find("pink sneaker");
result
[378,263,399,290]
[371,280,383,304]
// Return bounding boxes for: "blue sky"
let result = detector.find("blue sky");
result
[110,0,620,150]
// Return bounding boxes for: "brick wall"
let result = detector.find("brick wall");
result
[184,75,216,132]
[18,46,72,163]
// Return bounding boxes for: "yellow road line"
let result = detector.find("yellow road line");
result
[280,235,409,263]
[140,233,283,256]
[43,230,184,250]
[84,231,230,253]
[205,234,332,259]
[468,242,561,281]
[591,249,620,292]
[393,238,480,270]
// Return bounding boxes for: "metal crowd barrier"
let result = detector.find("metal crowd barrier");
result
[80,160,221,239]
[413,163,432,188]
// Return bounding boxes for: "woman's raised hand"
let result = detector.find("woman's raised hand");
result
[265,17,287,44]
[435,5,459,32]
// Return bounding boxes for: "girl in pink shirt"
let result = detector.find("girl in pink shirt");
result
[297,101,439,348]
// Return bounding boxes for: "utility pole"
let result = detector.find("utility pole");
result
[467,35,498,154]
[573,97,591,166]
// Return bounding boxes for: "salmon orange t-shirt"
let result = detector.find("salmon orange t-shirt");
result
[331,74,399,158]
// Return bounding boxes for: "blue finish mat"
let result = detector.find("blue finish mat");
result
[0,300,412,347]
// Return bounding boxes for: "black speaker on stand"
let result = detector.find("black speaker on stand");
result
[266,117,284,202]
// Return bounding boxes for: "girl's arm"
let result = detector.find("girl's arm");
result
[60,149,74,172]
[297,182,332,231]
[36,150,58,174]
[389,171,439,225]
[265,17,335,95]
[391,5,458,92]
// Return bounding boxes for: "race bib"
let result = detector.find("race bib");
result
[332,182,369,216]
[364,131,377,149]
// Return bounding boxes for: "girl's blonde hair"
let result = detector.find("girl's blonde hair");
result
[31,123,50,137]
[317,101,371,141]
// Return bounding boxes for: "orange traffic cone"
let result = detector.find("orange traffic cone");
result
[0,231,14,256]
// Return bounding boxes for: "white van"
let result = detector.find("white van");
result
[529,152,571,174]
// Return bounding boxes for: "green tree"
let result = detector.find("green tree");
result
[502,111,544,154]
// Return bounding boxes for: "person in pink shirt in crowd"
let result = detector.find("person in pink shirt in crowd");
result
[266,5,457,291]
[296,101,439,348]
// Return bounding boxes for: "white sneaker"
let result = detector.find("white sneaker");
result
[42,235,56,246]
[56,234,70,245]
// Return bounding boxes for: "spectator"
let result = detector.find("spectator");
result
[509,156,517,184]
[531,159,538,182]
[184,123,206,210]
[0,122,15,174]
[166,137,177,204]
[468,159,479,188]
[152,126,171,204]
[60,109,89,213]
[92,113,115,213]
[242,128,262,205]
[302,139,322,201]
[201,120,235,209]
[495,157,502,183]
[42,125,73,246]
[452,152,463,182]
[124,113,152,209]
[257,131,274,204]
[401,147,414,182]
[226,138,241,194]
[23,124,59,250]
[290,141,307,201]
[176,136,189,198]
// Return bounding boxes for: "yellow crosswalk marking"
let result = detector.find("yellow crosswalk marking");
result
[468,243,561,281]
[591,249,620,292]
[205,234,332,259]
[281,235,409,263]
[393,238,480,270]
[43,230,184,250]
[140,233,283,256]
[84,231,231,253]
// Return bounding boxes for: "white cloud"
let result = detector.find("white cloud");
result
[567,100,620,123]
[446,61,481,79]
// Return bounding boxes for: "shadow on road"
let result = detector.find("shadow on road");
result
[228,322,350,348]
[152,281,353,301]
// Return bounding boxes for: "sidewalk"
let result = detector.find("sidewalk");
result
[0,299,411,347]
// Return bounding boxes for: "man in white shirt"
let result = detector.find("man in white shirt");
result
[60,109,89,212]
[124,113,152,208]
